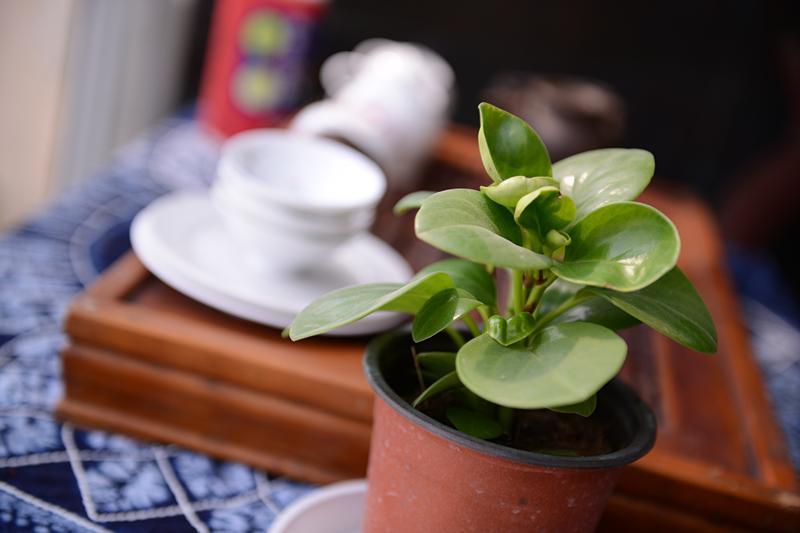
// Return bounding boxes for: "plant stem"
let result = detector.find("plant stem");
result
[510,269,524,314]
[461,314,481,337]
[446,327,466,348]
[476,305,491,325]
[498,405,515,435]
[410,346,425,394]
[533,293,592,331]
[524,274,556,310]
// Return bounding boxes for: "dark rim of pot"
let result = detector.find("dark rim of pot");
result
[364,330,657,470]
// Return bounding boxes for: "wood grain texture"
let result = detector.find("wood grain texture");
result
[60,343,370,483]
[58,127,800,530]
[601,493,751,533]
[68,256,372,424]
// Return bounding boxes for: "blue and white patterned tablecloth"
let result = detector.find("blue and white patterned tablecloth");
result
[0,118,797,532]
[0,119,315,532]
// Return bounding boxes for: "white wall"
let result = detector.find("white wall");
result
[0,0,76,229]
[0,0,196,230]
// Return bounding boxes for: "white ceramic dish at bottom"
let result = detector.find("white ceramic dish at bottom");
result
[130,192,412,335]
[268,480,367,533]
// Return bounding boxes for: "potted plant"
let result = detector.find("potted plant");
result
[288,103,717,532]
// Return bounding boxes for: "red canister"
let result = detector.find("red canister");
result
[199,0,327,137]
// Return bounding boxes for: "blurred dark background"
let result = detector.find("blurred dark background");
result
[181,0,792,198]
[318,0,788,203]
[182,0,800,317]
[3,0,796,317]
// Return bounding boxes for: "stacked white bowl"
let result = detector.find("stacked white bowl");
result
[211,130,387,272]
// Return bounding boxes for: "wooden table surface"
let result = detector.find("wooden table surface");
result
[59,127,800,532]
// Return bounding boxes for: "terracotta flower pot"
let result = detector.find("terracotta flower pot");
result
[362,331,656,533]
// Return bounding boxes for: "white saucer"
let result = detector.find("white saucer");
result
[130,192,412,335]
[268,480,367,533]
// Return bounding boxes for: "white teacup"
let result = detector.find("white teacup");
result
[213,129,386,272]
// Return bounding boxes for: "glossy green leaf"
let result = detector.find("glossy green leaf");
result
[415,189,552,270]
[514,186,576,237]
[417,351,457,379]
[553,148,654,220]
[550,298,640,331]
[478,102,552,182]
[456,324,627,408]
[412,289,481,342]
[452,387,496,416]
[289,272,451,340]
[535,279,639,331]
[588,266,717,353]
[552,202,680,292]
[549,395,597,417]
[446,406,504,439]
[480,176,558,208]
[412,371,461,408]
[487,313,536,346]
[394,191,434,214]
[417,258,496,307]
[486,316,507,343]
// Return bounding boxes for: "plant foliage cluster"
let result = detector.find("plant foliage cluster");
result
[290,103,716,440]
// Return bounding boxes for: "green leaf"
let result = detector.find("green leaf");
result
[412,289,481,342]
[514,186,576,237]
[535,279,639,331]
[456,324,627,409]
[588,266,717,353]
[553,148,655,220]
[446,406,504,439]
[289,272,452,340]
[487,313,536,346]
[412,371,461,408]
[452,387,496,416]
[549,395,597,417]
[480,176,558,208]
[417,351,457,379]
[416,189,552,270]
[417,258,497,307]
[535,279,583,318]
[550,298,640,331]
[545,229,571,251]
[394,191,434,214]
[552,202,680,292]
[478,102,552,182]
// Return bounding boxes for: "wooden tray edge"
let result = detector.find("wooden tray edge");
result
[58,343,371,484]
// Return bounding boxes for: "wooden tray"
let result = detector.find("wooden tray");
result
[58,128,799,531]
